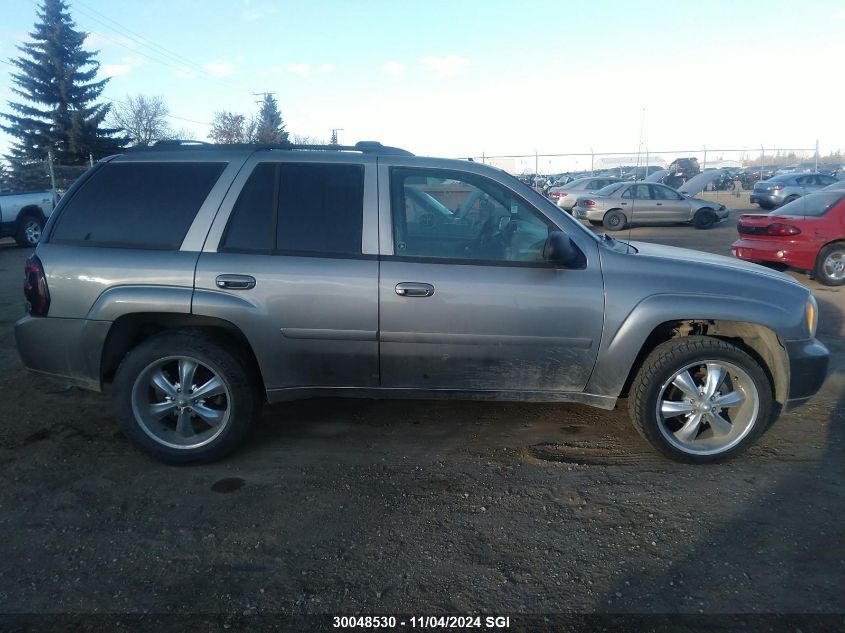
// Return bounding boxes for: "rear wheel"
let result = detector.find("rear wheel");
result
[113,331,261,463]
[15,214,44,247]
[628,336,773,463]
[815,242,845,286]
[783,195,799,205]
[603,209,627,231]
[693,208,717,230]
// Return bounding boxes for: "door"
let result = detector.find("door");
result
[620,183,658,222]
[650,184,690,221]
[378,165,605,393]
[193,156,380,391]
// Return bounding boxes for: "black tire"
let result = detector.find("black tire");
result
[588,219,603,227]
[15,214,44,248]
[113,331,261,464]
[783,195,799,205]
[628,336,773,464]
[603,209,627,231]
[757,202,774,210]
[692,208,716,230]
[814,242,845,286]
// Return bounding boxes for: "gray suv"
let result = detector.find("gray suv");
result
[15,141,829,464]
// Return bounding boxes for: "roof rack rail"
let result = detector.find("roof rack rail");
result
[131,139,413,156]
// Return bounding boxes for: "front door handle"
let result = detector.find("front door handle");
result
[216,274,256,290]
[656,202,663,206]
[395,282,435,297]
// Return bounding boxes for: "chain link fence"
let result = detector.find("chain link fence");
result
[471,145,842,189]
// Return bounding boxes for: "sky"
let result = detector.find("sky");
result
[1,0,845,171]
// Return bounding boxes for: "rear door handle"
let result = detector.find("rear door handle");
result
[395,282,435,297]
[216,274,256,290]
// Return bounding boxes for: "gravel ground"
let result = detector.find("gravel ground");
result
[0,206,843,628]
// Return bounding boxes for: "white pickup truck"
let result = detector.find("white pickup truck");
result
[0,190,55,247]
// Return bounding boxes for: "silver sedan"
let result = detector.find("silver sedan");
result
[572,182,729,230]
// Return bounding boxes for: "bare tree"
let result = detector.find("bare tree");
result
[208,111,256,144]
[108,94,173,146]
[291,134,327,145]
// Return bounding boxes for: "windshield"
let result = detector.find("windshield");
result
[596,182,625,196]
[771,191,845,217]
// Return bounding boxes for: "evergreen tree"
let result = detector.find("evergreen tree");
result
[0,0,125,165]
[253,93,288,144]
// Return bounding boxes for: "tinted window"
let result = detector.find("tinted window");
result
[276,163,363,256]
[819,175,837,186]
[391,169,551,263]
[772,192,845,217]
[221,163,276,253]
[52,162,225,249]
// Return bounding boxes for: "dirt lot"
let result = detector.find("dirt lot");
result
[0,204,843,627]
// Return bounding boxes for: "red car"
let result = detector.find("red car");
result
[732,190,845,285]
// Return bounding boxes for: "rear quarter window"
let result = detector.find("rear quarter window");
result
[50,162,226,249]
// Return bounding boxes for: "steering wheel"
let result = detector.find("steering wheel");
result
[467,216,516,258]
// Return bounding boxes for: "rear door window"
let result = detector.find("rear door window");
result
[51,162,225,249]
[221,162,365,257]
[276,163,364,256]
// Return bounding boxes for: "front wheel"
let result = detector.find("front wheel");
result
[113,331,261,463]
[628,336,773,463]
[588,219,603,227]
[693,208,716,230]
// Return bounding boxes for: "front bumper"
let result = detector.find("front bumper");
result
[785,338,829,408]
[14,315,110,391]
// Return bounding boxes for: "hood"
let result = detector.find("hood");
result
[644,169,671,182]
[678,169,728,195]
[627,240,803,286]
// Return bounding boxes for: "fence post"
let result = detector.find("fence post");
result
[702,145,707,171]
[47,151,58,204]
[590,148,594,176]
[534,149,538,176]
[814,140,819,172]
[760,145,765,183]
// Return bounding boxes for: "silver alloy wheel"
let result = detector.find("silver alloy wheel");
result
[24,219,41,245]
[130,355,232,450]
[822,250,845,282]
[655,359,760,456]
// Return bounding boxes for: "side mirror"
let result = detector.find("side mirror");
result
[543,231,583,268]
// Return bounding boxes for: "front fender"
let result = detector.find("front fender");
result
[585,293,792,398]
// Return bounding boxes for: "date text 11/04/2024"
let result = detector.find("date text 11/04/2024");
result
[332,615,512,628]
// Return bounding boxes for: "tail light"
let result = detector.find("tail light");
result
[583,199,596,206]
[772,183,784,190]
[767,223,801,236]
[24,256,50,316]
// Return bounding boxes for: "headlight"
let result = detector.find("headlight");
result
[806,295,818,338]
